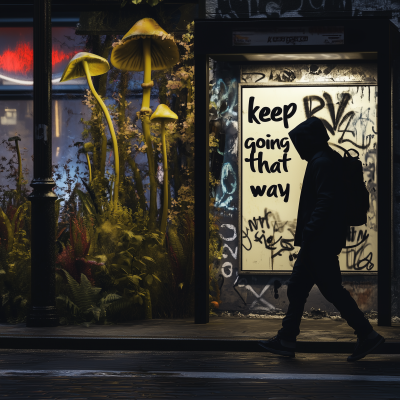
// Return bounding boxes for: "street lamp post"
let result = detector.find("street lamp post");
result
[26,0,59,327]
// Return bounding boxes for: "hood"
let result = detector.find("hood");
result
[288,117,330,161]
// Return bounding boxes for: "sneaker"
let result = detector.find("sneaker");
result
[347,334,385,362]
[258,336,295,357]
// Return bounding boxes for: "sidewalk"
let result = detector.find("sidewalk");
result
[1,317,399,353]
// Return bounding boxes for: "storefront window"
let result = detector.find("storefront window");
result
[0,17,203,324]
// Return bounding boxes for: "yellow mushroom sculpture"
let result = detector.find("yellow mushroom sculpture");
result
[150,104,178,235]
[111,18,179,227]
[60,52,120,205]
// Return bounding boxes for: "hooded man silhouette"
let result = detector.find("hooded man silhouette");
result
[259,117,384,362]
[289,116,346,255]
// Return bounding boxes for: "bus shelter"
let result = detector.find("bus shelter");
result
[194,17,398,325]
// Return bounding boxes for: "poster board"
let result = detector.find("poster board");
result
[239,84,378,273]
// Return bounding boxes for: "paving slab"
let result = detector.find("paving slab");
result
[0,317,399,353]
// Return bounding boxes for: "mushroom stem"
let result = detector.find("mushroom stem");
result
[160,121,169,236]
[141,39,157,228]
[142,117,157,229]
[86,153,92,183]
[142,39,152,110]
[82,60,120,205]
[127,157,147,212]
[15,140,22,197]
[100,132,107,176]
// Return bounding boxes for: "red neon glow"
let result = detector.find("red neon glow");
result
[0,42,76,75]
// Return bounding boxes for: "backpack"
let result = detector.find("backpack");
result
[341,148,370,227]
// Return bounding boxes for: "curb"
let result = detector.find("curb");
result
[0,337,399,353]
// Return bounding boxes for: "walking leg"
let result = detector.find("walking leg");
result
[314,254,373,339]
[277,259,314,342]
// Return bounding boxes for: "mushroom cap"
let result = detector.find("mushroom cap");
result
[60,52,110,82]
[150,104,178,124]
[78,142,94,153]
[111,18,179,72]
[8,136,21,142]
[83,142,94,152]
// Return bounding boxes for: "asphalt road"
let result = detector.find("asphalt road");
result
[0,349,399,399]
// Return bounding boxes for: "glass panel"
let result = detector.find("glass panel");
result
[209,61,240,312]
[1,18,198,323]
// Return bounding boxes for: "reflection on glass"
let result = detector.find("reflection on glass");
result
[0,27,85,88]
[1,109,17,125]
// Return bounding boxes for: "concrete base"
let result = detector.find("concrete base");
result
[1,317,399,353]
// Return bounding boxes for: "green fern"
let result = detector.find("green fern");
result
[56,294,79,316]
[57,270,121,323]
[63,269,102,310]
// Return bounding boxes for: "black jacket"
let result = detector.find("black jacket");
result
[289,118,347,255]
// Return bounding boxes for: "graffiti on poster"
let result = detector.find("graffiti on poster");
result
[240,85,378,272]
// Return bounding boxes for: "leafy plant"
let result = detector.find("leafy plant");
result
[0,136,32,323]
[56,214,99,284]
[56,269,121,324]
[0,202,29,252]
[0,203,31,323]
[89,205,163,320]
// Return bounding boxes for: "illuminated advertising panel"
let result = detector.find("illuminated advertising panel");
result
[239,85,377,273]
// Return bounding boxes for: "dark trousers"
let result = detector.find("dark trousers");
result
[277,249,373,342]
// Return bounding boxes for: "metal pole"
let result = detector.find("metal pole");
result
[194,23,209,323]
[26,0,59,327]
[377,21,392,327]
